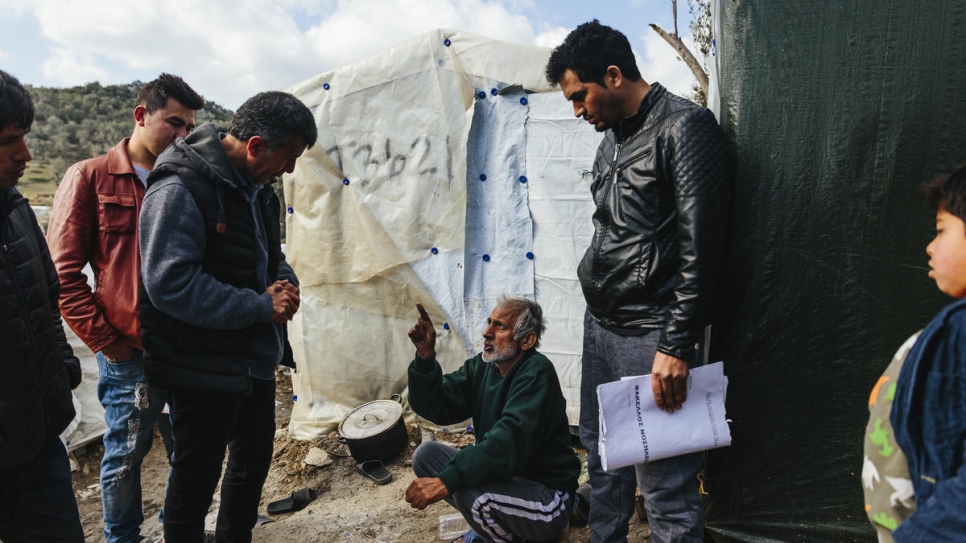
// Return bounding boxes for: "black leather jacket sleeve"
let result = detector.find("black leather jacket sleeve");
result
[657,107,731,359]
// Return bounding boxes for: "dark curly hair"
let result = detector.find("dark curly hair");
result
[924,165,966,227]
[0,69,34,130]
[136,73,205,113]
[545,20,642,87]
[229,91,318,151]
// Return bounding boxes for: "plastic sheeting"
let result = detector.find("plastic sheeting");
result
[30,206,107,452]
[62,326,106,451]
[705,1,966,541]
[283,30,600,438]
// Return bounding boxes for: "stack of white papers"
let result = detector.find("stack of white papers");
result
[597,361,731,471]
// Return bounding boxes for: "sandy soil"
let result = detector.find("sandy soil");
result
[71,370,652,542]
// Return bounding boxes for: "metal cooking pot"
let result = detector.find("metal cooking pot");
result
[338,394,407,463]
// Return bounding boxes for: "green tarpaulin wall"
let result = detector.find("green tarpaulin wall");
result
[705,1,966,541]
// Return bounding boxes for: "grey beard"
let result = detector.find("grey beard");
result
[482,345,520,366]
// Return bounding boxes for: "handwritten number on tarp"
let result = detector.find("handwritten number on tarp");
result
[324,135,452,186]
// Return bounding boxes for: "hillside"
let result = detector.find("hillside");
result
[20,81,234,206]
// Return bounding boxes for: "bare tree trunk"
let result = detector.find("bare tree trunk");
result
[648,23,709,99]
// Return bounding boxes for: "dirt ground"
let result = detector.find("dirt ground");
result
[71,370,652,542]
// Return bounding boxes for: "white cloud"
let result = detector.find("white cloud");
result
[0,0,32,16]
[41,47,109,86]
[534,26,569,49]
[20,0,700,109]
[502,0,535,11]
[22,0,542,109]
[29,0,317,106]
[305,0,535,69]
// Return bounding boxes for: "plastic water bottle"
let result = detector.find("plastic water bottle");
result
[438,512,470,540]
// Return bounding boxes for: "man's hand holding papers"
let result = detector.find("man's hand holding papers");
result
[597,361,731,471]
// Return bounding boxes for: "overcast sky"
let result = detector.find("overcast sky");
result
[0,0,705,110]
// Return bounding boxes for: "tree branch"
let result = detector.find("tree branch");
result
[672,0,679,36]
[648,23,709,100]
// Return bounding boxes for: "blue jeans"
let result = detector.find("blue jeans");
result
[579,311,704,543]
[163,377,276,543]
[0,436,85,542]
[412,441,574,543]
[97,350,167,543]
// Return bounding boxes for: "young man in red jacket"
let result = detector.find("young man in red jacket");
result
[46,73,204,543]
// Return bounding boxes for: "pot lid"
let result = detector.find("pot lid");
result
[339,400,403,439]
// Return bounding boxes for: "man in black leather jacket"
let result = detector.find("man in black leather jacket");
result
[547,20,732,543]
[0,69,85,542]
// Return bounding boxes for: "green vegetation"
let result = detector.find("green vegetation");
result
[21,81,233,205]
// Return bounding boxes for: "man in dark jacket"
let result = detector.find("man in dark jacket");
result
[546,21,732,543]
[139,91,317,542]
[0,69,85,542]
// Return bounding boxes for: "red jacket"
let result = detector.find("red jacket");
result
[47,139,144,353]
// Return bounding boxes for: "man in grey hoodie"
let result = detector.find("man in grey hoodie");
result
[139,90,317,542]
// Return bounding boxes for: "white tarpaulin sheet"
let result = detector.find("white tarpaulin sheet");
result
[284,29,600,438]
[62,326,106,451]
[32,206,107,452]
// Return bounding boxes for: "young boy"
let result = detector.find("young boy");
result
[863,165,966,542]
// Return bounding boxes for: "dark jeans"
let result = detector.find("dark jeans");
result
[580,311,705,543]
[0,436,85,543]
[162,377,276,543]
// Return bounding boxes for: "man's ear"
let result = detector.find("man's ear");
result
[520,331,537,352]
[605,65,623,89]
[133,105,147,126]
[246,135,267,158]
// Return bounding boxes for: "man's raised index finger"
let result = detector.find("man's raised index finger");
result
[415,303,432,322]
